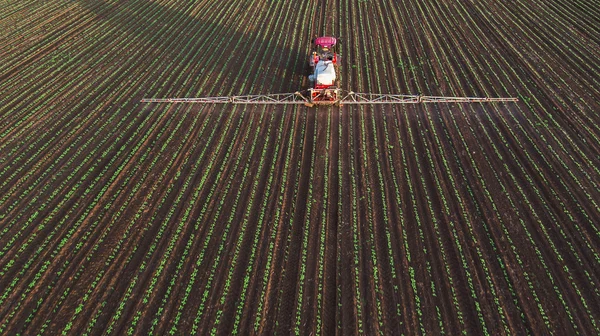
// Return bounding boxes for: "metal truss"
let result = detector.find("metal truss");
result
[141,92,309,104]
[339,91,420,104]
[339,91,518,104]
[140,97,230,103]
[230,92,309,104]
[142,90,518,105]
[419,96,519,103]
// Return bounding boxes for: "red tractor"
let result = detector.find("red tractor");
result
[307,36,340,105]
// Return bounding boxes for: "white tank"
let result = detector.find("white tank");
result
[314,60,336,86]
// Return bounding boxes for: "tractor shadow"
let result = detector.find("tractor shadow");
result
[76,0,306,97]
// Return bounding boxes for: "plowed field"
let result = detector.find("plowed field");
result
[1,0,600,334]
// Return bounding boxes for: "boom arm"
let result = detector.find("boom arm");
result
[339,91,518,104]
[339,91,420,104]
[141,92,309,104]
[418,95,519,103]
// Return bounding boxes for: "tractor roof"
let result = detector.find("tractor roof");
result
[314,36,336,48]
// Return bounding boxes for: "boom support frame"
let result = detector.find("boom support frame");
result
[141,89,518,105]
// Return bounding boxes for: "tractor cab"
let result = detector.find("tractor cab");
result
[309,36,338,71]
[313,36,337,64]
